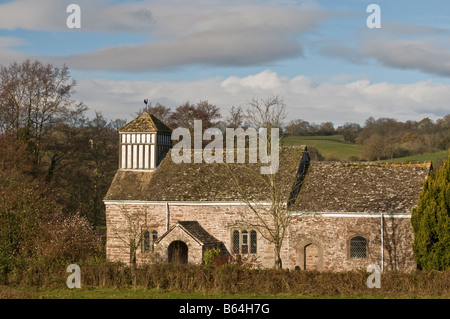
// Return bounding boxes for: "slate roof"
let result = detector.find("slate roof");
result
[118,113,172,133]
[155,221,221,245]
[104,146,307,202]
[104,132,431,214]
[290,161,431,213]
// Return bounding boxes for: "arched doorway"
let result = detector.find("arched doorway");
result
[168,241,188,264]
[304,243,319,270]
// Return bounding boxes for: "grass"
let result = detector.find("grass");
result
[282,135,449,167]
[380,151,449,169]
[282,135,363,160]
[1,286,445,299]
[0,286,307,299]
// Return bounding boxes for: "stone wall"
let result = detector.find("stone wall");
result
[288,215,416,271]
[105,203,278,268]
[105,203,416,271]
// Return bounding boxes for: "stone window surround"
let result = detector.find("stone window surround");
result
[141,228,159,253]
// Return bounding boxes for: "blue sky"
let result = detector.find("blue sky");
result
[0,0,449,125]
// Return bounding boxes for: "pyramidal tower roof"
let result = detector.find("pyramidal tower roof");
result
[118,112,172,133]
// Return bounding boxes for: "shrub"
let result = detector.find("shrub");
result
[36,212,104,263]
[203,248,221,265]
[411,155,450,270]
[0,171,58,264]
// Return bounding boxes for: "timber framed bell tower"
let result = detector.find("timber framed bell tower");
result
[118,113,172,171]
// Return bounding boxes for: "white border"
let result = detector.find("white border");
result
[290,212,411,218]
[103,200,273,206]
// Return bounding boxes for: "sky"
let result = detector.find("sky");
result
[0,0,449,126]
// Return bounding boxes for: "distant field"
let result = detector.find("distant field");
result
[380,151,449,169]
[282,135,449,168]
[282,135,362,161]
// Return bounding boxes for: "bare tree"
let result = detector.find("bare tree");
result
[0,59,82,173]
[226,147,307,269]
[245,96,286,130]
[225,105,245,129]
[112,204,148,265]
[169,100,221,131]
[226,96,304,269]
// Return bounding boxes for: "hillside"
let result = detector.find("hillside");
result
[380,151,449,169]
[282,135,362,161]
[282,135,449,168]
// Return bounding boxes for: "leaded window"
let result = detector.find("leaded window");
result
[142,230,158,253]
[241,230,248,254]
[143,230,151,252]
[250,230,257,254]
[152,230,158,243]
[232,230,257,254]
[233,230,240,254]
[350,236,367,258]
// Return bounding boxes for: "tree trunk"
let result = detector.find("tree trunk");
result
[274,246,283,269]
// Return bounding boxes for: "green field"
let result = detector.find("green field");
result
[282,135,362,160]
[380,151,449,169]
[283,135,449,168]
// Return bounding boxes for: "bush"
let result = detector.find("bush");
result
[203,248,221,265]
[2,261,450,297]
[36,212,104,263]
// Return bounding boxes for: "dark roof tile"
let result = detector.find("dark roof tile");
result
[291,161,431,213]
[154,221,221,245]
[105,146,306,202]
[119,113,172,133]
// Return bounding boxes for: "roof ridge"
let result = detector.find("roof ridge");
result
[119,112,172,133]
[309,161,432,167]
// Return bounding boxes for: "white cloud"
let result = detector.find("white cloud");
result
[0,0,66,31]
[319,22,450,78]
[0,0,331,73]
[221,70,286,91]
[0,37,29,66]
[361,38,450,77]
[74,70,450,125]
[46,1,329,71]
[58,31,303,72]
[0,0,153,32]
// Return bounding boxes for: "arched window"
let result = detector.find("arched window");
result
[350,236,367,258]
[152,230,158,243]
[250,230,257,254]
[143,230,151,252]
[241,230,248,254]
[232,230,240,254]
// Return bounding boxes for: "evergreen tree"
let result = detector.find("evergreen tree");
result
[411,155,450,270]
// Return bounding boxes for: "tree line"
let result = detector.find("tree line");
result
[285,115,449,161]
[0,59,448,270]
[0,60,280,266]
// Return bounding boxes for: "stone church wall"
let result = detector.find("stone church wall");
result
[106,203,416,271]
[288,215,416,271]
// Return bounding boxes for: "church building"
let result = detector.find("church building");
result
[104,112,431,271]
